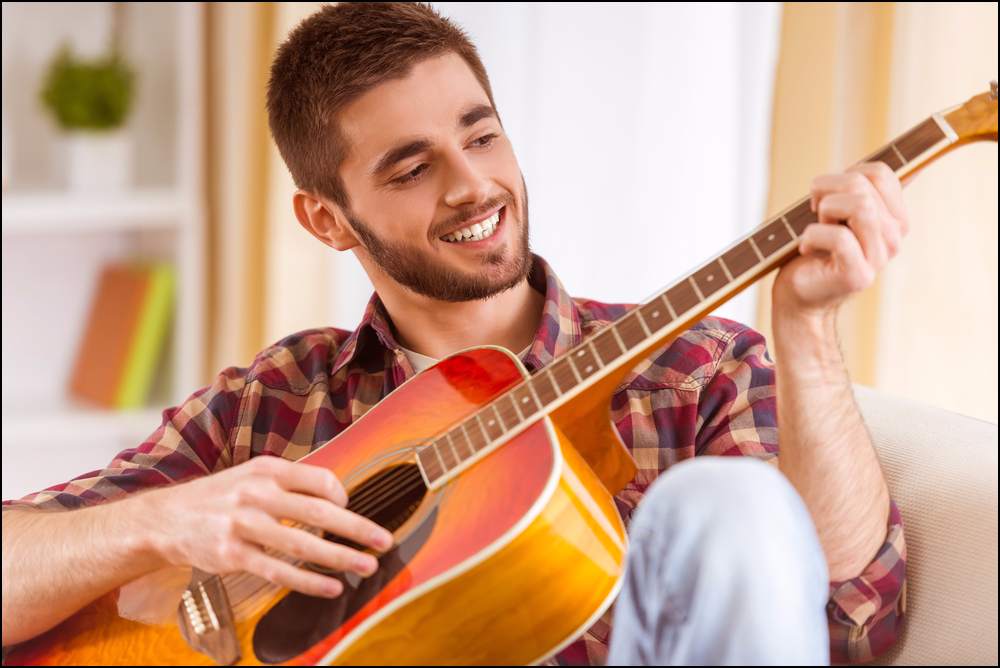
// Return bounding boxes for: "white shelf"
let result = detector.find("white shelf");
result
[2,403,166,501]
[1,188,183,235]
[2,4,206,502]
[2,403,164,447]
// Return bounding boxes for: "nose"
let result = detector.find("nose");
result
[442,149,492,211]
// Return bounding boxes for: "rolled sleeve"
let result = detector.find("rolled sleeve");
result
[827,499,907,664]
[2,367,247,513]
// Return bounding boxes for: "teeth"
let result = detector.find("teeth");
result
[441,209,503,243]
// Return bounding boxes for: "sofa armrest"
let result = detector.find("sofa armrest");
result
[852,385,997,665]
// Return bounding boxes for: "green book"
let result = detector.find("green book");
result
[115,263,176,409]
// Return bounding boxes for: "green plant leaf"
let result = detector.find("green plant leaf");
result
[40,45,135,131]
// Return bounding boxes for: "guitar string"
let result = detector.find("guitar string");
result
[221,471,424,597]
[219,471,426,598]
[224,475,428,614]
[337,463,419,510]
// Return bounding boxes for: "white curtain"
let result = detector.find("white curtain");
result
[323,3,782,330]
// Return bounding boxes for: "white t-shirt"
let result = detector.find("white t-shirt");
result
[399,343,531,374]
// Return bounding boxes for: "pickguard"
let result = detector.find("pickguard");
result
[251,507,438,664]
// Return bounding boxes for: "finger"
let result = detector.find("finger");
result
[251,456,348,507]
[848,162,909,235]
[237,541,346,598]
[234,509,380,578]
[816,192,888,271]
[799,223,875,292]
[260,489,394,552]
[809,173,871,213]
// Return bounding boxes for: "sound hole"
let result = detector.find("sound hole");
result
[309,463,426,571]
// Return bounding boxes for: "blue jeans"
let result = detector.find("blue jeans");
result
[607,456,831,666]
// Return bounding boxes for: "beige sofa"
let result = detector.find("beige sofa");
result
[853,385,998,665]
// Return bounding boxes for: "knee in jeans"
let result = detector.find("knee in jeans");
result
[633,456,817,549]
[629,456,829,604]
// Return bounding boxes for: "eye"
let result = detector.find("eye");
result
[393,163,428,185]
[472,133,498,148]
[391,134,498,186]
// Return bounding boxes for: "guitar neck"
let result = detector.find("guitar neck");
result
[418,102,985,491]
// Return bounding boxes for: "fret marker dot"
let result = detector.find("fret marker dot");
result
[577,350,585,357]
[488,419,495,426]
[522,397,529,404]
[585,365,594,373]
[767,233,775,241]
[652,310,659,318]
[707,275,714,282]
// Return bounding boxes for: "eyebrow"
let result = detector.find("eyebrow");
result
[369,103,498,177]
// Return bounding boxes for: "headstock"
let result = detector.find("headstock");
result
[943,80,999,144]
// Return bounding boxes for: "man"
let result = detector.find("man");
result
[2,3,906,664]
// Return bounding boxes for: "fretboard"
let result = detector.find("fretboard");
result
[417,114,956,489]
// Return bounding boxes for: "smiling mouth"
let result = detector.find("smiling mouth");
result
[439,206,505,243]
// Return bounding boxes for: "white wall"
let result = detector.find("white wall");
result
[327,3,783,329]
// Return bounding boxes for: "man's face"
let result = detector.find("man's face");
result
[335,52,531,302]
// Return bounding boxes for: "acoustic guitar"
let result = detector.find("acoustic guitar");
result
[7,83,997,666]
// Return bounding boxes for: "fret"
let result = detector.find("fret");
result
[665,280,699,317]
[747,236,765,261]
[897,117,946,161]
[447,430,470,461]
[566,354,584,383]
[588,341,605,367]
[438,432,463,462]
[438,436,457,469]
[431,443,447,473]
[610,325,628,352]
[617,313,646,348]
[532,369,559,405]
[692,259,726,299]
[752,219,793,257]
[661,293,677,320]
[495,395,519,430]
[635,309,653,337]
[549,359,578,395]
[512,382,541,416]
[570,345,601,379]
[890,143,908,166]
[545,368,564,394]
[638,298,672,334]
[722,239,758,278]
[783,200,813,236]
[464,418,488,453]
[492,403,512,432]
[419,446,442,480]
[593,328,624,365]
[472,414,491,454]
[481,407,505,441]
[454,423,475,456]
[687,277,705,301]
[500,393,524,425]
[717,256,734,282]
[526,381,544,408]
[779,215,797,239]
[869,145,904,171]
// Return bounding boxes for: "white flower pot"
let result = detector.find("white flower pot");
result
[64,130,133,192]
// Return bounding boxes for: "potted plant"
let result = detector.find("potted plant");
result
[40,45,136,191]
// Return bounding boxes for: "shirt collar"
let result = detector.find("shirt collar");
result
[329,253,583,378]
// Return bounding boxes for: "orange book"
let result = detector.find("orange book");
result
[68,263,151,408]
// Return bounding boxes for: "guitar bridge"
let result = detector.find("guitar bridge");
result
[177,569,241,665]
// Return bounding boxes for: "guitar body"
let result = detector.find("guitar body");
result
[7,347,628,665]
[12,82,994,667]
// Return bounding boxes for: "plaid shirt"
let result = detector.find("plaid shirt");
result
[4,253,906,664]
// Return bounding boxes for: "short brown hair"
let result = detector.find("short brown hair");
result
[266,2,499,210]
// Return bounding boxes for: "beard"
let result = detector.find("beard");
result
[347,177,533,303]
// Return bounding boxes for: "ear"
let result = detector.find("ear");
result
[293,190,360,251]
